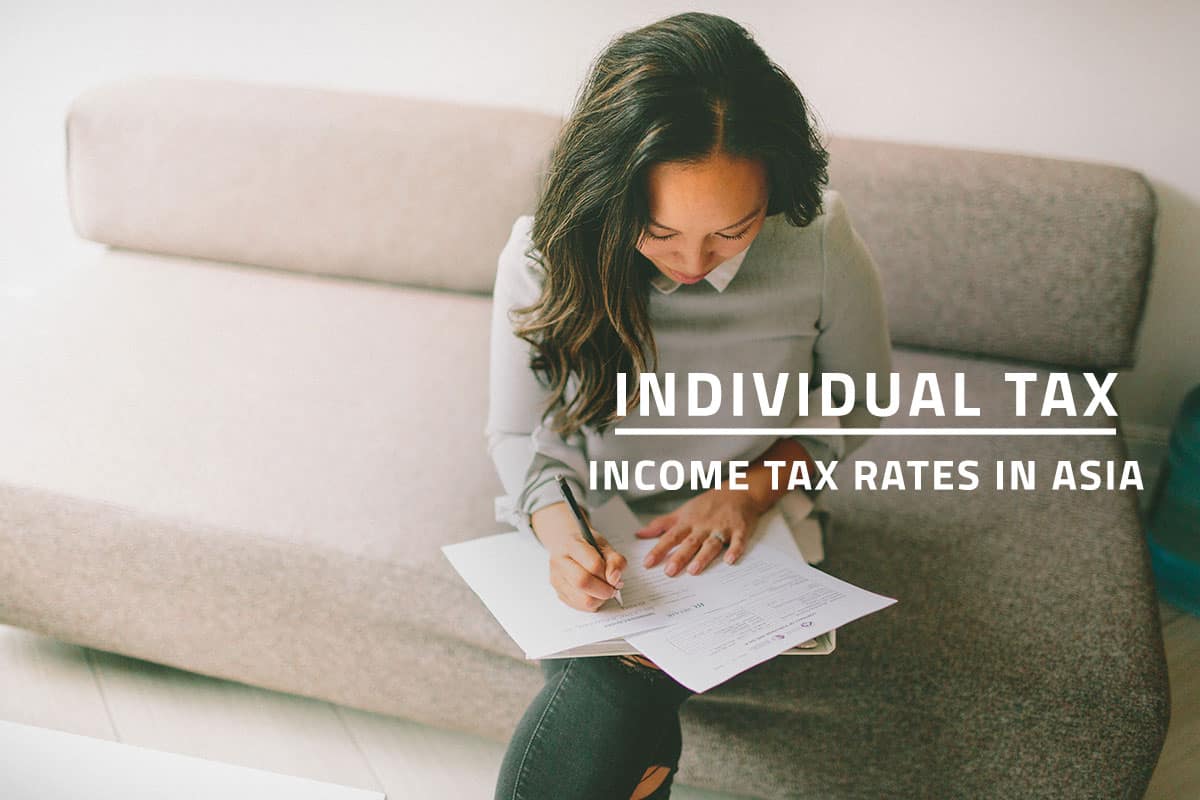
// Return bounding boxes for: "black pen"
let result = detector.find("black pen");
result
[555,474,623,606]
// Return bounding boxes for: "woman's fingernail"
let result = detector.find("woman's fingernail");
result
[616,579,625,588]
[643,555,653,567]
[665,564,677,576]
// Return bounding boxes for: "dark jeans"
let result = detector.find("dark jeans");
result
[494,655,697,800]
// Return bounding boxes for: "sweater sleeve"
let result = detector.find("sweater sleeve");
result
[789,190,894,463]
[485,216,590,545]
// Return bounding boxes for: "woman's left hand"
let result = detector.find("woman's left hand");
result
[636,487,764,576]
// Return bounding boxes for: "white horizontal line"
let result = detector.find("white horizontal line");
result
[613,428,1118,436]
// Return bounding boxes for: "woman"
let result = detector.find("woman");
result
[486,12,892,800]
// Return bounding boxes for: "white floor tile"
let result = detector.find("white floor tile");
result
[86,646,383,793]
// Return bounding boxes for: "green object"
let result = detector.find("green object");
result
[1146,383,1200,616]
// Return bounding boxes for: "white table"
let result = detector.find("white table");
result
[0,719,386,799]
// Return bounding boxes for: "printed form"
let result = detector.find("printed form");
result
[623,540,895,692]
[442,494,897,691]
[586,495,897,692]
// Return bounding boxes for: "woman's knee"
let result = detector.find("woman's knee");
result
[631,765,672,800]
[497,658,685,799]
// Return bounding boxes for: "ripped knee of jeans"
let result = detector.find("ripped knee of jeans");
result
[631,764,672,800]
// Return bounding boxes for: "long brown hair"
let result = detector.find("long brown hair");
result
[513,12,830,438]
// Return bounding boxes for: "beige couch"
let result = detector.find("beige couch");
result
[0,75,1169,799]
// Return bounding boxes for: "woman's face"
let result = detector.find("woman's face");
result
[636,152,769,285]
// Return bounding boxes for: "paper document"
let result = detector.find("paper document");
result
[548,629,835,658]
[583,491,813,620]
[542,493,835,659]
[624,540,896,692]
[441,530,671,659]
[442,493,897,691]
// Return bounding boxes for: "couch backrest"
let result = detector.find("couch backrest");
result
[67,76,1156,369]
[66,75,560,295]
[826,138,1155,370]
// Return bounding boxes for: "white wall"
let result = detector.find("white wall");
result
[3,0,1196,442]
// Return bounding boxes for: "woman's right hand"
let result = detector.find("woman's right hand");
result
[530,502,627,612]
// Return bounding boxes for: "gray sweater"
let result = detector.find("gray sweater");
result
[486,188,893,538]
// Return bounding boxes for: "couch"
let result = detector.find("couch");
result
[0,75,1170,799]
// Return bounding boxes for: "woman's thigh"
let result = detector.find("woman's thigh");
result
[493,656,695,800]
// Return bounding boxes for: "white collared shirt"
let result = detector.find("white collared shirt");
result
[647,246,751,295]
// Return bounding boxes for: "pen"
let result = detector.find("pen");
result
[555,474,623,607]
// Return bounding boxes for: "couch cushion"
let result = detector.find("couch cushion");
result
[0,249,1167,798]
[1,247,503,576]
